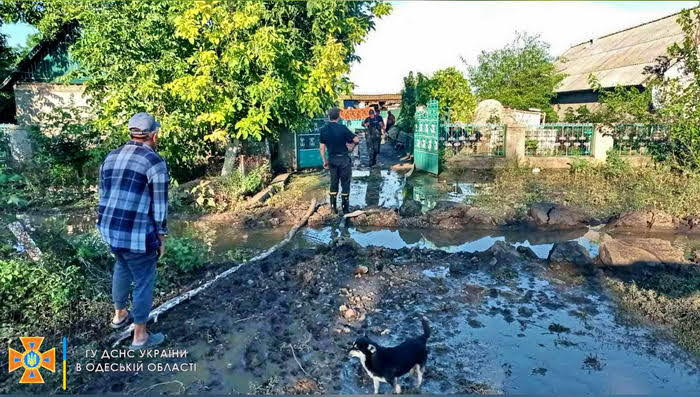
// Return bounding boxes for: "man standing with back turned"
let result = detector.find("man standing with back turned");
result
[320,107,361,214]
[98,112,169,349]
[363,108,384,167]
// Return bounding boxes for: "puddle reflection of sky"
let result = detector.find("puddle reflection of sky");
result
[298,227,600,259]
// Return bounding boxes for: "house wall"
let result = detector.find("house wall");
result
[14,82,90,127]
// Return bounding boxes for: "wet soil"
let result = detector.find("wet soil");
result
[71,234,700,395]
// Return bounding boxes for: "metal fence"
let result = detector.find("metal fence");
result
[440,123,506,157]
[612,124,668,156]
[525,123,594,156]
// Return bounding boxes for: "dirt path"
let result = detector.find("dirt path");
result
[73,238,700,395]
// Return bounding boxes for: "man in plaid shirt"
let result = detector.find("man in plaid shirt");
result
[98,112,168,349]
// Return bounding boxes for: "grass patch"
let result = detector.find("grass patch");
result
[471,156,700,222]
[173,163,272,213]
[266,172,327,207]
[605,268,700,355]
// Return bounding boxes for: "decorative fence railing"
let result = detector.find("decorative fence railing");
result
[611,124,668,156]
[440,123,506,157]
[525,123,594,157]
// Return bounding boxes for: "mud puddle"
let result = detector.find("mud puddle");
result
[90,227,700,395]
[348,168,476,211]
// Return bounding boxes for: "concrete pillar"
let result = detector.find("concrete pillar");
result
[593,124,614,162]
[221,139,241,176]
[505,126,526,162]
[1,124,34,168]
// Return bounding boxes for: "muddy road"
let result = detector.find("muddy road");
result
[75,232,700,395]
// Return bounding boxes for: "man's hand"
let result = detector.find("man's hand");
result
[158,235,167,258]
[323,161,329,170]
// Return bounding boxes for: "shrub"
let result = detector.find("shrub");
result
[0,257,82,332]
[159,234,210,286]
[602,151,632,179]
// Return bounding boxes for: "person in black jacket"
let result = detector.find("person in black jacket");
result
[319,108,361,214]
[363,109,385,166]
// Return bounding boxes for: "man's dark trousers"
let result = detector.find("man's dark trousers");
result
[329,153,352,209]
[367,127,381,166]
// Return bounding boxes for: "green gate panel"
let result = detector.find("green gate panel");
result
[295,119,351,169]
[296,133,323,169]
[414,100,441,175]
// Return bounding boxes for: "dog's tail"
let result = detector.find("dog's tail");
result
[420,316,431,340]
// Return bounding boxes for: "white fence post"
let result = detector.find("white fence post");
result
[592,124,614,162]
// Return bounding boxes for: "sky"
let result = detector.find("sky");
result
[1,1,696,94]
[349,1,698,94]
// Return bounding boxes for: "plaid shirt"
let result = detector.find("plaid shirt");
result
[98,141,169,253]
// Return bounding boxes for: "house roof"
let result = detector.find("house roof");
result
[554,9,691,93]
[0,22,79,91]
[340,93,402,101]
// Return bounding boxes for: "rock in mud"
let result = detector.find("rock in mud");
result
[528,202,588,229]
[598,237,687,266]
[547,241,593,266]
[399,198,422,217]
[343,308,357,320]
[516,245,540,261]
[354,265,369,275]
[607,209,686,232]
[483,241,522,264]
[419,202,497,229]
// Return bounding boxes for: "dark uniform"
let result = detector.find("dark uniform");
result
[320,121,356,213]
[364,114,383,166]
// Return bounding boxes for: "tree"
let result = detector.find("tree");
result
[24,0,391,180]
[397,67,477,131]
[421,67,476,122]
[645,7,700,170]
[563,75,655,123]
[466,32,564,121]
[397,71,417,133]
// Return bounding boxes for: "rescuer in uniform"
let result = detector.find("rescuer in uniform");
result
[319,107,361,214]
[363,108,384,167]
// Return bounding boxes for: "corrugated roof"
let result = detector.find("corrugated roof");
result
[554,9,691,93]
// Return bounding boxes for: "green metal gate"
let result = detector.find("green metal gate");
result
[414,100,441,174]
[295,119,353,169]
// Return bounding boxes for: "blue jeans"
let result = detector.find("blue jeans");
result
[112,250,158,324]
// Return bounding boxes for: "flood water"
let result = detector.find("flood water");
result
[114,223,700,395]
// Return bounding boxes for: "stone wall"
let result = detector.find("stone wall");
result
[14,82,90,127]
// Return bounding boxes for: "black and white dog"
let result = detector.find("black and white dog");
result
[349,317,430,394]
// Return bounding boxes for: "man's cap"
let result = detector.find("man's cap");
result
[128,112,161,136]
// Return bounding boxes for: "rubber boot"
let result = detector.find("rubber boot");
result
[329,194,338,214]
[341,195,350,214]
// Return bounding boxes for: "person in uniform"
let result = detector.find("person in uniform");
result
[363,108,384,167]
[319,107,360,214]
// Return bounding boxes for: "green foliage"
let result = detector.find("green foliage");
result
[188,163,271,212]
[0,164,30,209]
[0,257,82,331]
[648,7,700,171]
[566,76,655,124]
[421,67,476,122]
[159,233,210,286]
[466,32,564,120]
[601,151,631,179]
[568,158,590,175]
[397,72,418,133]
[27,0,390,179]
[398,67,477,130]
